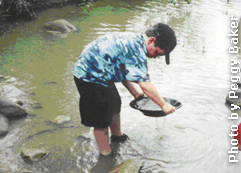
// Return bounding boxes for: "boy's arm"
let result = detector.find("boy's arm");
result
[122,81,144,99]
[138,81,175,114]
[122,81,175,114]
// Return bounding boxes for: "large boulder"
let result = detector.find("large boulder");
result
[44,19,77,37]
[0,97,27,119]
[0,114,10,136]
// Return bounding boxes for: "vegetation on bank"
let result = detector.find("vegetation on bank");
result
[0,0,70,20]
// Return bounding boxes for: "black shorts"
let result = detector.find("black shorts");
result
[74,76,121,128]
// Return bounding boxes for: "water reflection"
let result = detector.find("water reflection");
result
[0,0,241,172]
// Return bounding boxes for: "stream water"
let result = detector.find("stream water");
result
[0,0,241,172]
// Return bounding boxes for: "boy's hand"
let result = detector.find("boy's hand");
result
[162,102,175,114]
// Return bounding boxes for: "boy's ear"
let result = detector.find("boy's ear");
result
[148,37,156,45]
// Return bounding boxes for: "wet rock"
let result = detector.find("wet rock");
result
[0,84,25,98]
[78,132,92,140]
[44,19,77,37]
[109,159,143,173]
[0,97,27,119]
[50,115,71,125]
[5,77,17,83]
[226,89,241,106]
[0,114,10,136]
[20,147,49,163]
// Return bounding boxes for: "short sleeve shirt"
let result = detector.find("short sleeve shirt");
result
[72,32,150,87]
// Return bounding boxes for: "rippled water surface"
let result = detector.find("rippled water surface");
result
[0,0,241,172]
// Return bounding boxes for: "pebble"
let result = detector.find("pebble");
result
[20,147,49,163]
[50,115,71,125]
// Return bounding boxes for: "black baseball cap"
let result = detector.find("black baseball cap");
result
[152,23,177,65]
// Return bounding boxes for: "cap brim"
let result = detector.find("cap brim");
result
[165,54,170,65]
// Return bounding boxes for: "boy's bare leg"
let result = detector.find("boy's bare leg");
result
[94,127,111,155]
[110,113,122,136]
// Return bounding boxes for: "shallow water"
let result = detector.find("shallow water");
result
[0,0,241,172]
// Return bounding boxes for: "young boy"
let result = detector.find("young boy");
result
[72,23,177,156]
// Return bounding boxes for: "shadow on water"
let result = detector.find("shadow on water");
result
[0,0,241,172]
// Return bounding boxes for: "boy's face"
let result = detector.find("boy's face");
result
[146,37,164,58]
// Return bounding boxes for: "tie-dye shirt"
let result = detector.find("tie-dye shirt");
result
[72,32,150,87]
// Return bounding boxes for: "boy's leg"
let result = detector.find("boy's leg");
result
[110,113,130,143]
[74,77,114,155]
[110,113,122,136]
[94,127,111,155]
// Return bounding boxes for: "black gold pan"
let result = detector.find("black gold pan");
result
[129,97,182,117]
